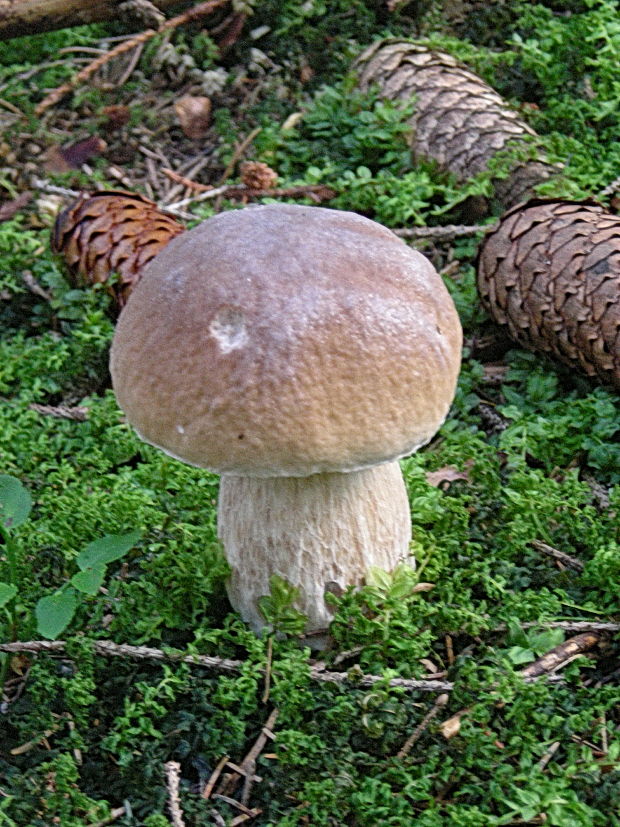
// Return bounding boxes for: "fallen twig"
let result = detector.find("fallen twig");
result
[162,167,213,193]
[536,740,560,771]
[165,761,185,827]
[520,633,601,679]
[35,0,231,115]
[397,693,449,758]
[211,795,261,819]
[29,403,89,421]
[202,754,230,800]
[393,223,494,240]
[164,182,336,213]
[490,620,620,634]
[215,709,278,801]
[3,631,611,695]
[529,540,584,571]
[0,639,454,691]
[31,178,80,199]
[21,270,51,301]
[217,127,262,185]
[598,174,620,199]
[86,805,127,827]
[261,635,273,704]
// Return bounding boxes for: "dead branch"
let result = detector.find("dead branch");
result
[29,403,89,421]
[165,761,185,827]
[35,0,231,115]
[217,126,262,185]
[529,540,585,571]
[397,693,449,758]
[0,639,454,692]
[520,633,601,679]
[0,0,187,40]
[164,183,336,214]
[393,223,494,239]
[21,270,52,301]
[490,620,620,634]
[202,754,230,800]
[598,173,620,199]
[86,806,127,827]
[162,167,213,193]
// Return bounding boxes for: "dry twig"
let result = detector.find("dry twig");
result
[29,403,89,421]
[529,540,584,572]
[164,183,336,213]
[397,693,449,758]
[217,127,262,184]
[162,167,213,193]
[86,806,127,827]
[0,639,454,691]
[165,761,185,827]
[520,633,601,679]
[393,223,493,240]
[202,754,230,800]
[536,740,561,771]
[214,709,278,803]
[502,620,619,633]
[598,174,620,199]
[261,635,273,704]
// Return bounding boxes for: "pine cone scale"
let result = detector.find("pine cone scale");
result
[354,40,559,208]
[477,198,620,388]
[52,190,184,312]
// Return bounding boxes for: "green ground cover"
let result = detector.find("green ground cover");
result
[0,1,619,824]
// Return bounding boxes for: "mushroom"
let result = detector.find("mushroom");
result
[110,204,462,638]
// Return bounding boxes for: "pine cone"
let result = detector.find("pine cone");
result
[477,199,620,388]
[354,40,561,209]
[240,161,278,190]
[52,190,185,312]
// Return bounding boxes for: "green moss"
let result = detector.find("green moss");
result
[1,1,619,823]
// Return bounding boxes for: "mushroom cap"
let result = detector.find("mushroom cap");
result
[110,204,462,477]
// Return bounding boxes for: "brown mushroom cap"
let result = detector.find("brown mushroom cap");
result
[110,204,462,477]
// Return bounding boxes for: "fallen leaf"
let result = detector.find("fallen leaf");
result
[425,466,470,488]
[174,95,212,140]
[0,190,31,222]
[44,136,107,172]
[439,708,470,740]
[101,104,131,132]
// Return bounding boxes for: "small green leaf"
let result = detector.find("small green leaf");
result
[258,575,307,636]
[76,530,140,570]
[0,474,32,529]
[0,581,17,609]
[506,646,536,666]
[71,565,106,595]
[35,588,78,640]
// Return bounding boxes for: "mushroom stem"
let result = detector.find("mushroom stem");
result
[218,460,413,637]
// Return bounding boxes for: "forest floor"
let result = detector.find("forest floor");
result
[0,1,619,825]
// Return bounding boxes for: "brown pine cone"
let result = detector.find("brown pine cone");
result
[52,189,185,312]
[477,199,620,388]
[354,40,561,209]
[240,161,278,190]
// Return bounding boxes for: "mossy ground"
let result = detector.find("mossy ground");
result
[0,2,619,825]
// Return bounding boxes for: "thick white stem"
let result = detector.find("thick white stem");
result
[217,461,412,636]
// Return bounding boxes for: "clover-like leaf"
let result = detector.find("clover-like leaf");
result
[35,588,78,640]
[0,474,32,529]
[0,581,18,609]
[76,530,140,570]
[71,564,106,596]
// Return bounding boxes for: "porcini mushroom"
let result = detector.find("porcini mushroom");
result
[110,204,462,637]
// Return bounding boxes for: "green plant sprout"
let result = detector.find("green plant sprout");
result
[258,574,307,638]
[0,474,139,644]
